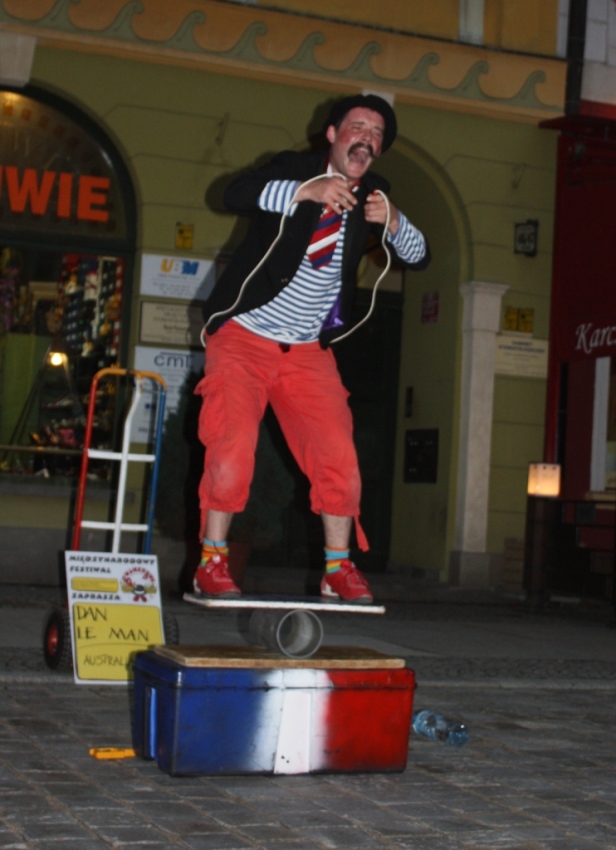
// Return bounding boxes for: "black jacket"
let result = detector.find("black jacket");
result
[203,149,430,347]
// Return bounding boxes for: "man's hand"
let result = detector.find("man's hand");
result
[364,191,399,236]
[294,176,357,212]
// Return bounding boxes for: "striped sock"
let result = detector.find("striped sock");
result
[325,547,349,574]
[200,538,229,567]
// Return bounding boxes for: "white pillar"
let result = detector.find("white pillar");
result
[0,30,36,87]
[590,357,610,493]
[459,0,485,45]
[450,281,508,587]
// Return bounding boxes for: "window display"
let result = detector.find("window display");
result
[0,247,124,477]
[0,86,134,481]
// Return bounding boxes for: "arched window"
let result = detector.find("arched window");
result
[0,86,136,476]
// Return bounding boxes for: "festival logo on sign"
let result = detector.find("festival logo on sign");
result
[121,566,157,602]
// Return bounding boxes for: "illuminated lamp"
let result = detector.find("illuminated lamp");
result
[47,338,68,368]
[48,351,65,367]
[527,463,561,498]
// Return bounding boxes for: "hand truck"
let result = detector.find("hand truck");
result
[43,367,178,671]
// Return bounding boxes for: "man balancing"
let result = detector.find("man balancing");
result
[193,93,430,603]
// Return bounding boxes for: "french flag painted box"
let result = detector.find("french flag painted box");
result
[133,646,415,776]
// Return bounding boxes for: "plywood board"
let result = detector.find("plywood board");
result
[154,645,406,669]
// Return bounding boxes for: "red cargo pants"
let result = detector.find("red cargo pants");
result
[195,321,368,549]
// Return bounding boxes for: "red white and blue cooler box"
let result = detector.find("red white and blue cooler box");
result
[133,646,415,776]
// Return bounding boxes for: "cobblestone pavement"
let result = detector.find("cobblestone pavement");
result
[0,584,615,849]
[1,682,615,850]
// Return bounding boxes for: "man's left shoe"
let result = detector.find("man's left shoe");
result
[320,559,373,604]
[193,553,241,598]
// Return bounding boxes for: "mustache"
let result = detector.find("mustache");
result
[348,142,376,159]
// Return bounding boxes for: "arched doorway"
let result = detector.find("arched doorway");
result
[372,139,469,576]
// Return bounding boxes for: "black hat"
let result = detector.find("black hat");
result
[325,94,397,152]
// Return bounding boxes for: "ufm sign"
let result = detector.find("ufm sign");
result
[0,165,110,222]
[139,253,216,301]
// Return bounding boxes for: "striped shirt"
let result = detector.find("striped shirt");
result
[233,178,426,344]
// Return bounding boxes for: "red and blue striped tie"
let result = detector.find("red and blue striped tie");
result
[306,204,343,269]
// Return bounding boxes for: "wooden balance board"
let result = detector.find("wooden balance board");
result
[183,592,385,614]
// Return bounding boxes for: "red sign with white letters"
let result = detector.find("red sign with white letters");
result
[542,117,616,461]
[550,132,616,363]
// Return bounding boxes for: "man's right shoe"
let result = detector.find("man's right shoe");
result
[320,559,373,604]
[193,553,241,598]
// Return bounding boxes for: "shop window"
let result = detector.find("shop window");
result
[1,248,123,475]
[0,88,135,481]
[0,91,127,240]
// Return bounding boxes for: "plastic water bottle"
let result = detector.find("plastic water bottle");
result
[412,710,469,747]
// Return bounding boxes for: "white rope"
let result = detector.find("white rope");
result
[200,176,392,348]
[329,188,391,345]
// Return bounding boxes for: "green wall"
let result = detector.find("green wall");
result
[0,334,49,445]
[370,140,462,575]
[387,104,556,573]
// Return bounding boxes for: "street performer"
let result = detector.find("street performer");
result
[194,93,430,603]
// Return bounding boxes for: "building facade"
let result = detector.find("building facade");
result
[0,1,570,588]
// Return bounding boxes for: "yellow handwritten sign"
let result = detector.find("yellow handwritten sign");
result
[72,603,162,682]
[65,551,164,684]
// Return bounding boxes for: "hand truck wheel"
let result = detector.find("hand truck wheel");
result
[43,608,73,671]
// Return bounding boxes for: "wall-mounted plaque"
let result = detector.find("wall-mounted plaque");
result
[495,334,548,378]
[139,301,204,348]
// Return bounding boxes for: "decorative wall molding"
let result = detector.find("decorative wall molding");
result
[0,0,566,122]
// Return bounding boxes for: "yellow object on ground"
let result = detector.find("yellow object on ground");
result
[89,747,136,759]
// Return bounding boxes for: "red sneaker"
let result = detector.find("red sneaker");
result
[320,560,373,604]
[193,553,240,598]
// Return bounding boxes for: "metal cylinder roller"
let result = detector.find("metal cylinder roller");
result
[248,608,323,659]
